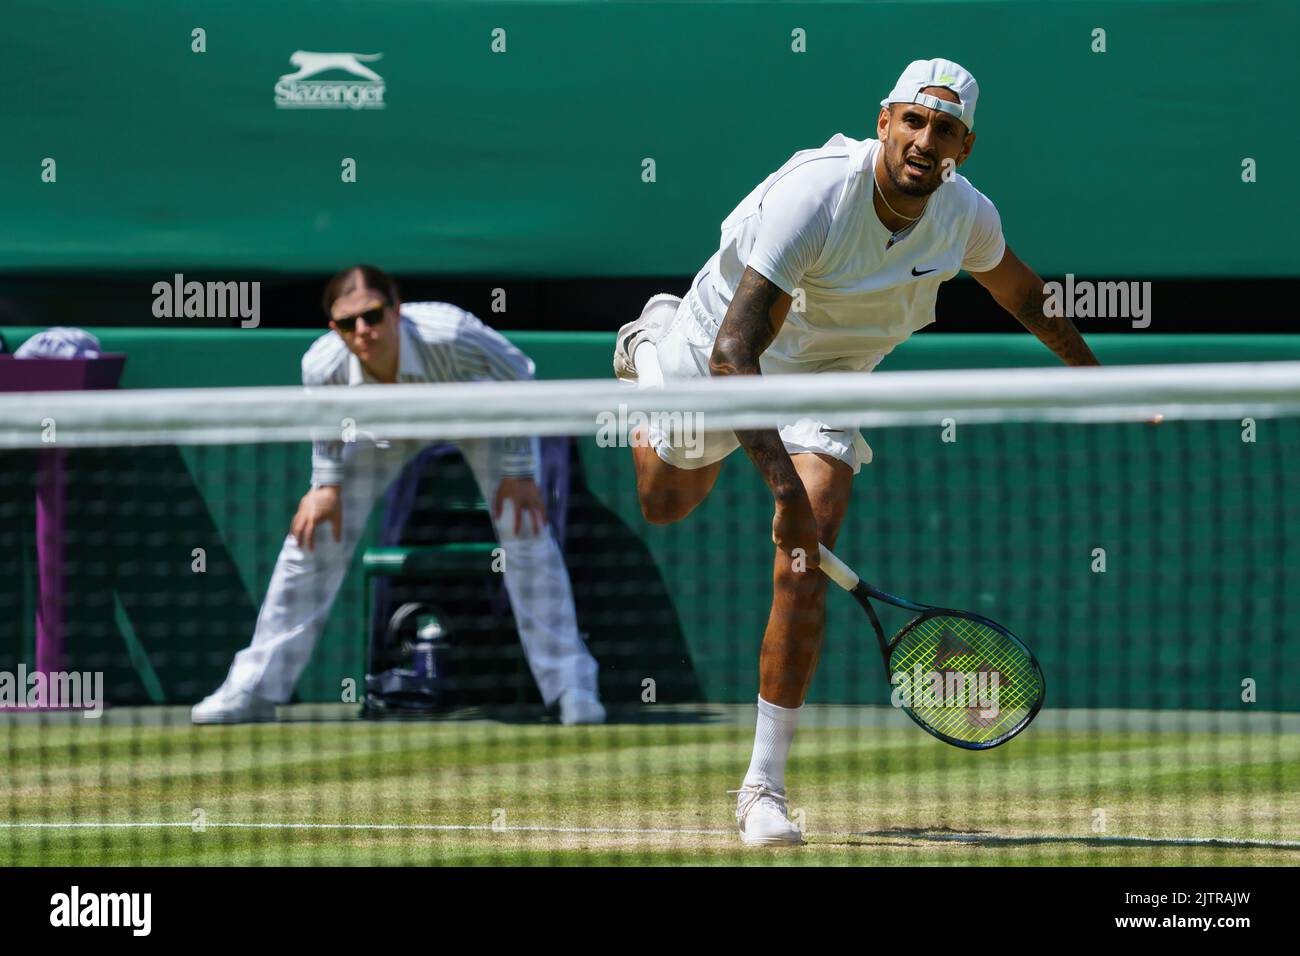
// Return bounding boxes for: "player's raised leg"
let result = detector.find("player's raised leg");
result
[628,431,723,526]
[615,292,731,524]
[613,292,681,385]
[733,450,854,846]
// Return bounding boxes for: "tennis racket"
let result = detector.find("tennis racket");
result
[818,544,1045,749]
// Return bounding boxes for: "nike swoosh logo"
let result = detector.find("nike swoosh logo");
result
[818,427,844,435]
[911,267,937,276]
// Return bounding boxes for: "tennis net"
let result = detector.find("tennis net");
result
[1,361,1298,865]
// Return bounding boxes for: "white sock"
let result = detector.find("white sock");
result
[742,695,802,792]
[634,341,663,389]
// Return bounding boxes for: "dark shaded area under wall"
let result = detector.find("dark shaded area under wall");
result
[1,274,1295,334]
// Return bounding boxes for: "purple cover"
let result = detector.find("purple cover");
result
[2,352,126,709]
[0,354,127,391]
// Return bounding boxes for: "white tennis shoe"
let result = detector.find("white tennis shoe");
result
[612,293,681,382]
[730,782,804,847]
[191,684,278,725]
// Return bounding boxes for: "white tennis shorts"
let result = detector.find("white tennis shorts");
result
[645,290,873,474]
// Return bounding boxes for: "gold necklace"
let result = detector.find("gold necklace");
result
[873,162,928,246]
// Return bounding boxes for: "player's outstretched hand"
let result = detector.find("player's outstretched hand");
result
[291,485,343,552]
[772,492,820,571]
[494,476,548,537]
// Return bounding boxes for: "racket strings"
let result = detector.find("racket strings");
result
[891,615,1043,744]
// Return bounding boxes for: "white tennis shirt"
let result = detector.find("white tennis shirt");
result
[690,134,1006,373]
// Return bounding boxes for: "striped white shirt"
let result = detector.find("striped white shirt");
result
[302,301,537,485]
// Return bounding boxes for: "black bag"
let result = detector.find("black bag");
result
[362,602,449,718]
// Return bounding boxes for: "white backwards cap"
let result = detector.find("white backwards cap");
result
[880,58,979,131]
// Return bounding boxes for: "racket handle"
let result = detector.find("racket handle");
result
[818,544,860,591]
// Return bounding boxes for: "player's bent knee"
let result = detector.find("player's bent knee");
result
[774,562,828,601]
[637,470,718,526]
[639,493,692,526]
[636,477,703,525]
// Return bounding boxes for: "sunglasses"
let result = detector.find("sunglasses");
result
[332,304,387,332]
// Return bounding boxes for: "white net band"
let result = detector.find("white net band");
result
[1,360,1299,449]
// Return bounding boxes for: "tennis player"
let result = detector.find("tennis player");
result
[194,265,604,726]
[614,59,1099,845]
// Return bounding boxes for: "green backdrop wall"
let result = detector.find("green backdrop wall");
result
[2,1,1295,278]
[4,328,1299,712]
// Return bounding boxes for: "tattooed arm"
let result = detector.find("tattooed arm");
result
[971,245,1100,367]
[709,267,820,563]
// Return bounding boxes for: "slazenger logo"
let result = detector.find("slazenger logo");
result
[274,51,386,110]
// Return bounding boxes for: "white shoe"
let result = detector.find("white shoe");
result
[730,782,804,847]
[558,689,606,726]
[191,685,278,725]
[612,293,681,382]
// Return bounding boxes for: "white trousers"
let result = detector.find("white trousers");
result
[223,436,598,706]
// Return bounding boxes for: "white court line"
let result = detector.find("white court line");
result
[858,831,1300,850]
[1,821,1298,849]
[0,822,731,836]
